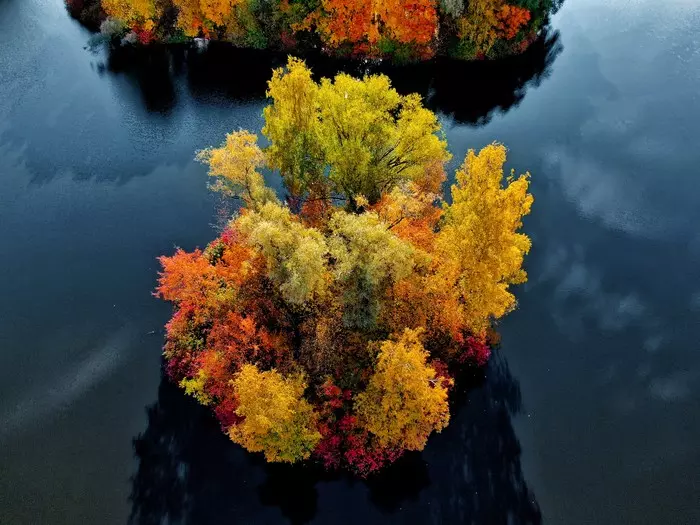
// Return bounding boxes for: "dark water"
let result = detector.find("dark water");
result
[1,0,699,523]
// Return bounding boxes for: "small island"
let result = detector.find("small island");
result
[67,0,560,61]
[155,58,533,476]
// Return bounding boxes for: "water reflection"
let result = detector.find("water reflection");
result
[426,354,541,524]
[426,31,562,125]
[128,351,538,524]
[0,22,561,186]
[100,28,562,126]
[98,46,180,115]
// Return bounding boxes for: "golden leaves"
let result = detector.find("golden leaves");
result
[263,57,450,204]
[156,62,535,471]
[355,329,450,450]
[432,143,533,336]
[457,0,532,53]
[230,364,321,462]
[197,130,276,208]
[102,0,159,26]
[262,57,324,199]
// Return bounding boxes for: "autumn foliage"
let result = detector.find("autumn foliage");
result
[155,58,533,475]
[300,0,440,58]
[69,0,559,61]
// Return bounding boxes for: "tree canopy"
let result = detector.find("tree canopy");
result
[262,58,451,207]
[355,329,451,451]
[229,364,321,463]
[78,0,560,61]
[156,58,533,475]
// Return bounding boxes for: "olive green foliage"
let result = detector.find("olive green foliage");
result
[263,58,451,205]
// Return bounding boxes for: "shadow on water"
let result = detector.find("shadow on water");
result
[96,45,182,115]
[128,351,539,525]
[102,29,562,126]
[425,31,562,125]
[3,27,560,185]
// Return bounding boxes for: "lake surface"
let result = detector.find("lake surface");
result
[1,0,699,523]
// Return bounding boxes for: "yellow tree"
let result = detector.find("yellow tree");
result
[172,0,205,36]
[355,329,450,450]
[196,130,277,208]
[102,0,159,29]
[229,364,321,462]
[262,57,325,202]
[262,58,450,205]
[316,73,450,203]
[172,0,243,36]
[431,143,533,336]
[457,0,502,53]
[200,0,238,27]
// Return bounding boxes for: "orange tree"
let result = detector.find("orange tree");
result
[298,0,440,60]
[156,57,533,475]
[76,0,559,61]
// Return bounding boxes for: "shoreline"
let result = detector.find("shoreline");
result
[66,0,560,64]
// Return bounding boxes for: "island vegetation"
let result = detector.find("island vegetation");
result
[66,0,560,61]
[154,58,533,476]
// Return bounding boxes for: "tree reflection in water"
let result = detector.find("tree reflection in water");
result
[128,350,539,525]
[102,29,561,127]
[424,31,562,125]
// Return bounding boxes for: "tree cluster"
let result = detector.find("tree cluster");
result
[69,0,561,61]
[156,57,533,475]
